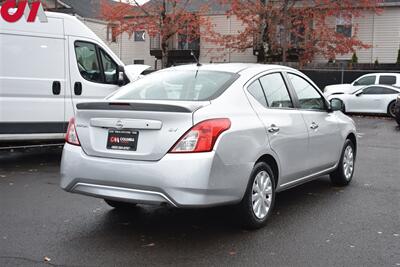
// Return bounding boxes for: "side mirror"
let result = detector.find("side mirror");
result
[117,65,125,86]
[355,91,363,97]
[353,81,360,86]
[330,99,343,112]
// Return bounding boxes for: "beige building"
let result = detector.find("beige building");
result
[47,0,400,68]
[201,1,400,65]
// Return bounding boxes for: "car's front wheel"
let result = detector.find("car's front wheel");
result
[388,101,396,118]
[104,199,137,209]
[330,139,356,186]
[239,162,276,229]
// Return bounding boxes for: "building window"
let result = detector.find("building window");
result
[336,15,352,37]
[178,34,199,50]
[133,59,145,65]
[134,31,146,42]
[107,24,118,43]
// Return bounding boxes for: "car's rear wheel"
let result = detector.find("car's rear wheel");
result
[104,199,137,209]
[330,139,356,186]
[239,162,276,229]
[388,101,396,118]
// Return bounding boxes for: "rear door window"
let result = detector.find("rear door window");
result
[247,80,268,107]
[259,73,293,108]
[379,75,397,85]
[380,88,399,94]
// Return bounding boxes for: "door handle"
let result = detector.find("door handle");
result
[268,124,280,133]
[310,122,319,130]
[74,82,82,96]
[52,81,61,95]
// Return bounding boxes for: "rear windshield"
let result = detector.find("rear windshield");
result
[109,70,238,101]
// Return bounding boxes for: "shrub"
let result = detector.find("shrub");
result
[351,52,358,64]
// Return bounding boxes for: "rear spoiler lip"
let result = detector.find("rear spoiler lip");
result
[76,102,193,113]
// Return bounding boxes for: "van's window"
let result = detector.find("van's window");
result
[100,49,118,84]
[247,80,268,107]
[379,75,396,85]
[259,73,293,108]
[287,73,326,111]
[354,76,375,86]
[75,42,103,83]
[110,70,238,101]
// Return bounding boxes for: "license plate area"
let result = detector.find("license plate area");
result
[107,129,139,151]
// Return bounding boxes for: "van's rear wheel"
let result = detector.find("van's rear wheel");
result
[239,162,276,229]
[104,199,137,209]
[330,139,355,186]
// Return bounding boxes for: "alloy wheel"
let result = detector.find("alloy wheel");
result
[252,171,273,220]
[343,146,354,180]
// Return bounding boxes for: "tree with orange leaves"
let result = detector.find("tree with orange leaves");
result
[101,0,212,68]
[205,0,382,65]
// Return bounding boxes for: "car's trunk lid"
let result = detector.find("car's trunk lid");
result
[75,100,209,161]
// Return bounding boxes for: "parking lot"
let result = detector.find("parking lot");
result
[0,116,399,267]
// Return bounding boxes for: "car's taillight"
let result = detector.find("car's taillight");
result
[65,118,80,146]
[169,119,231,153]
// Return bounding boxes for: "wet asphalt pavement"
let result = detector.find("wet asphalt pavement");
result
[0,116,399,267]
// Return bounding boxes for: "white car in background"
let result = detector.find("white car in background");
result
[327,85,400,117]
[324,73,400,96]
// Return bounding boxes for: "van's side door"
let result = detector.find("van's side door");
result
[67,37,121,119]
[285,72,342,173]
[0,22,65,138]
[245,72,310,186]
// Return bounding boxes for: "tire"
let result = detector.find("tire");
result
[330,139,356,186]
[388,101,396,118]
[238,162,276,229]
[104,199,137,209]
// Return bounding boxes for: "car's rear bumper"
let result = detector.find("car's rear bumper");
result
[60,144,252,208]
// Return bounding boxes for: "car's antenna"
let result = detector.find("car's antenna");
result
[191,50,202,67]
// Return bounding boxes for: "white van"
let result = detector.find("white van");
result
[0,11,149,145]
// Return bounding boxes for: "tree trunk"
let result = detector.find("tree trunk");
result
[161,0,168,68]
[161,42,168,68]
[257,0,268,63]
[281,0,289,63]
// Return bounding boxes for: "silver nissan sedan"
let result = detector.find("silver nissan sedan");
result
[61,64,357,229]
